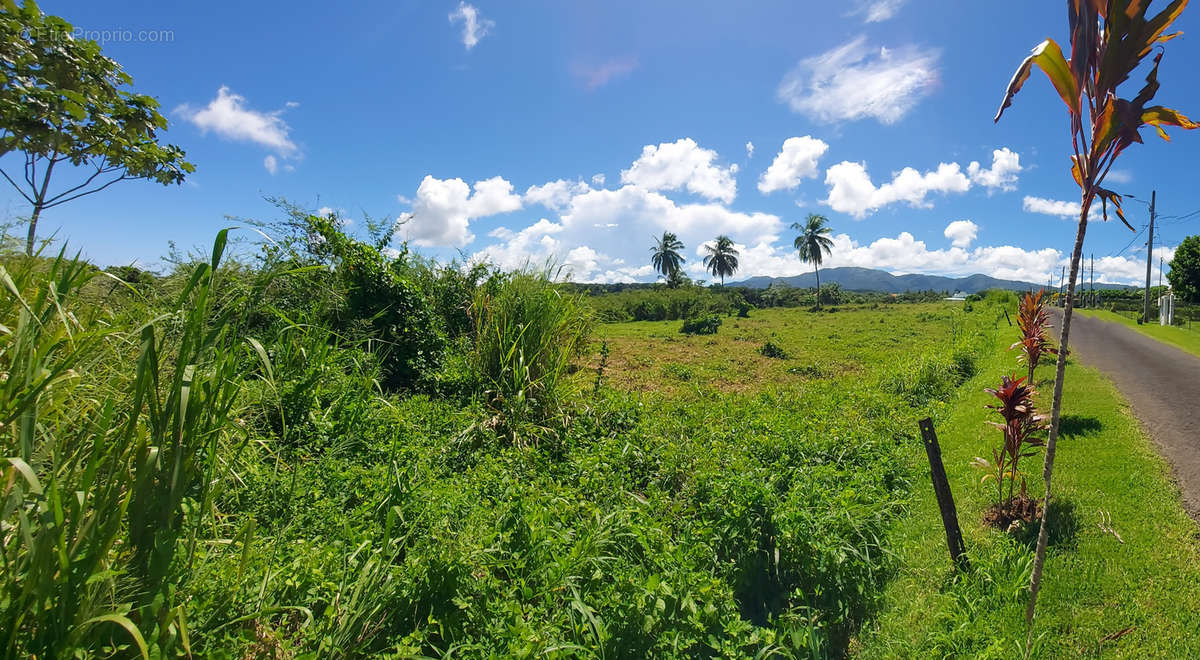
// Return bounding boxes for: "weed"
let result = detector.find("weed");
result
[759,340,789,359]
[679,314,721,335]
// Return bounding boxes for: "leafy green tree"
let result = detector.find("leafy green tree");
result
[0,0,194,254]
[1167,235,1200,303]
[993,0,1197,634]
[650,231,685,286]
[793,214,834,309]
[702,235,739,285]
[305,214,445,390]
[664,267,691,289]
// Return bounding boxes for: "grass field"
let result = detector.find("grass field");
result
[594,303,963,395]
[1076,308,1200,358]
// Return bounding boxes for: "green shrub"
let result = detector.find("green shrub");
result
[306,215,445,390]
[680,314,722,335]
[788,363,825,378]
[759,340,789,359]
[470,268,592,446]
[662,363,694,381]
[583,286,742,322]
[982,289,1018,307]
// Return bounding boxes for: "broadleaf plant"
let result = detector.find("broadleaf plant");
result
[972,375,1047,508]
[993,0,1197,634]
[1010,289,1059,385]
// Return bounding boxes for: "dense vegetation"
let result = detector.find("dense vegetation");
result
[0,206,1006,657]
[582,284,945,323]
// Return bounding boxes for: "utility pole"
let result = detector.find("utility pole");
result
[1158,256,1163,288]
[1090,254,1094,308]
[1059,266,1066,307]
[1143,190,1156,321]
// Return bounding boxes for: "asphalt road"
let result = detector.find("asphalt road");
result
[1053,309,1200,519]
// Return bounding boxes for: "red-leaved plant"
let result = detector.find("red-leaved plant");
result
[1010,289,1059,385]
[973,376,1047,509]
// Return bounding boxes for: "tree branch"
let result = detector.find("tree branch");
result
[42,163,122,205]
[41,173,132,209]
[0,168,36,205]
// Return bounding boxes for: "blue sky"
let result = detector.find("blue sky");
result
[7,0,1200,284]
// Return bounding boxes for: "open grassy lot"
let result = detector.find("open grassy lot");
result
[856,326,1200,658]
[1075,308,1200,358]
[594,304,964,395]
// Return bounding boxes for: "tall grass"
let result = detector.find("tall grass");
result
[0,231,243,657]
[470,269,591,446]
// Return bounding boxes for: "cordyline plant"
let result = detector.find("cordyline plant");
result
[973,376,1047,508]
[993,0,1197,632]
[1010,289,1058,384]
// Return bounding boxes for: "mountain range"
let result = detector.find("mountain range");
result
[731,267,1135,294]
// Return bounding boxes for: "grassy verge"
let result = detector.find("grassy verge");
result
[1076,308,1200,358]
[856,337,1200,657]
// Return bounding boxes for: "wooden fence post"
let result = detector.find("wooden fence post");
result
[919,417,969,571]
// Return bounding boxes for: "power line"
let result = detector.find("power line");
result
[1107,224,1148,258]
[1157,208,1200,224]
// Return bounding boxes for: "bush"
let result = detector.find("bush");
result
[583,286,744,322]
[307,215,445,391]
[680,314,722,335]
[759,340,789,359]
[470,269,592,445]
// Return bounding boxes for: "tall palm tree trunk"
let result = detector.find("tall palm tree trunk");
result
[813,263,821,310]
[1026,196,1091,633]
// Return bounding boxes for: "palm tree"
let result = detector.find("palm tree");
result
[650,231,685,287]
[793,214,834,309]
[702,235,739,285]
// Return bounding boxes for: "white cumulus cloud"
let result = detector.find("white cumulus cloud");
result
[402,175,522,247]
[620,138,739,204]
[1023,195,1082,219]
[449,2,493,50]
[967,147,1022,192]
[758,136,829,194]
[175,87,299,171]
[943,220,978,248]
[524,179,591,211]
[777,36,939,125]
[745,141,755,159]
[823,160,970,218]
[475,183,780,282]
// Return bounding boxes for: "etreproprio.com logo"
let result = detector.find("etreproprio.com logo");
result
[22,26,174,44]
